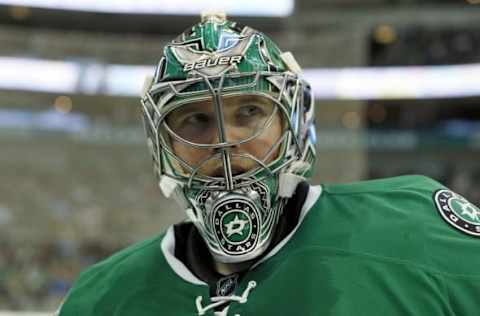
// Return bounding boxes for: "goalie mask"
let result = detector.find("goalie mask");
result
[141,13,316,263]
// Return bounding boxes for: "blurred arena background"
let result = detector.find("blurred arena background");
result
[0,0,479,314]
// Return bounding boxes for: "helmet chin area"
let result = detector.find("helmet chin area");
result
[187,177,284,263]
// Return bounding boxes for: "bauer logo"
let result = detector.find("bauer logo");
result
[183,55,242,71]
[434,189,480,237]
[183,55,242,72]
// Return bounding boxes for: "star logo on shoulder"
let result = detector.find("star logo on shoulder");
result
[457,199,480,222]
[434,189,480,237]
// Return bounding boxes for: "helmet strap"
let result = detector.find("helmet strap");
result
[159,176,182,198]
[278,172,305,198]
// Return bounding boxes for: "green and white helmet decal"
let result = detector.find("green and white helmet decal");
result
[141,13,316,263]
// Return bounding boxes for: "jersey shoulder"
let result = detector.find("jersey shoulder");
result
[322,174,443,195]
[314,175,449,231]
[288,175,480,277]
[320,174,480,239]
[59,233,167,315]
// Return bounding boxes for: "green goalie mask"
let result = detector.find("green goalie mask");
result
[141,12,316,263]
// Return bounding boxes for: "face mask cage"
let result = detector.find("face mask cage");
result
[141,71,307,192]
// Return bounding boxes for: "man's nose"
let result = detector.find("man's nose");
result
[225,123,247,143]
[211,123,246,145]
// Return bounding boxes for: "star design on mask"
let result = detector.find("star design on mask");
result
[224,215,249,237]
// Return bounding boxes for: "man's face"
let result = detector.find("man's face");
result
[166,94,283,178]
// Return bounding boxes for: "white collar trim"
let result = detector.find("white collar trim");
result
[160,226,207,285]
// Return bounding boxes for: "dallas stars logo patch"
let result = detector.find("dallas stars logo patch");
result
[213,199,260,255]
[434,189,480,237]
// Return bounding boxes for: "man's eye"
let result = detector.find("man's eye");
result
[173,112,214,141]
[238,105,265,118]
[182,113,211,125]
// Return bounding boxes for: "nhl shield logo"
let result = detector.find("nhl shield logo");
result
[434,189,480,237]
[216,274,239,297]
[213,199,260,255]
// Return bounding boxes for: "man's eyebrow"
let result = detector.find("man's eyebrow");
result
[229,96,273,105]
[170,102,210,114]
[169,96,271,121]
[167,102,213,121]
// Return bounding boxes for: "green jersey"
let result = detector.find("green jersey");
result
[59,175,480,316]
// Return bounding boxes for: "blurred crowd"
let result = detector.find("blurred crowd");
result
[0,238,118,311]
[0,141,183,311]
[444,169,480,206]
